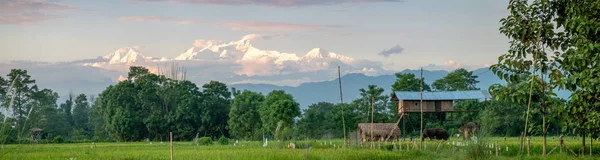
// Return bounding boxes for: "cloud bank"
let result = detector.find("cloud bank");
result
[0,0,82,24]
[117,16,344,31]
[378,44,404,57]
[130,0,402,7]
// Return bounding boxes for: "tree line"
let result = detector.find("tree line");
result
[0,66,568,143]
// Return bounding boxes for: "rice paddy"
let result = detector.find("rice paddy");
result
[0,137,598,160]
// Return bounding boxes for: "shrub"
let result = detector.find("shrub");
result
[465,142,490,160]
[218,136,229,145]
[53,136,65,143]
[198,137,212,145]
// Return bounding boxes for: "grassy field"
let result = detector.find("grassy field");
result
[0,137,598,160]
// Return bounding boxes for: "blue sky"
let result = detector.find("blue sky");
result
[0,0,510,71]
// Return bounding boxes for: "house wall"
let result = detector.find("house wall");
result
[398,100,454,113]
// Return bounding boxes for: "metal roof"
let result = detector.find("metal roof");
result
[391,90,492,101]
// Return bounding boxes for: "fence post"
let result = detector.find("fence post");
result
[170,132,173,160]
[496,141,499,156]
[560,135,563,154]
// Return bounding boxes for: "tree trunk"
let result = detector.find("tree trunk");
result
[542,113,547,156]
[582,134,586,156]
[590,136,592,156]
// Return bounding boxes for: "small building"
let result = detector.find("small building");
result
[356,123,400,142]
[391,90,492,115]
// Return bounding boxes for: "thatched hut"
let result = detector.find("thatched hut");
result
[30,128,43,143]
[357,123,400,142]
[30,128,43,135]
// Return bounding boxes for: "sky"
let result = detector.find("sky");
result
[0,0,510,71]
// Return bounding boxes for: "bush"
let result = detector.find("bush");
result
[465,142,490,160]
[218,136,229,145]
[198,137,212,145]
[53,136,65,143]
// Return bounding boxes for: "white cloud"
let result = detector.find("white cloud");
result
[0,34,394,100]
[423,60,488,71]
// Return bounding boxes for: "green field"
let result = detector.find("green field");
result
[0,137,598,160]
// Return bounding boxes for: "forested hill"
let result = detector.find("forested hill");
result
[231,68,473,109]
[231,67,571,109]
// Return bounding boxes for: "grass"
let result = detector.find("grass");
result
[0,137,598,160]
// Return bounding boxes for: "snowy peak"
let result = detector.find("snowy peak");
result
[304,48,330,59]
[103,47,147,64]
[302,48,355,63]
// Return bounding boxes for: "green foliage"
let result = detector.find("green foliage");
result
[553,0,600,153]
[29,105,71,140]
[297,102,338,139]
[127,66,150,80]
[356,85,392,123]
[1,69,38,129]
[447,100,482,126]
[218,136,229,145]
[259,90,300,137]
[432,68,479,91]
[391,73,431,91]
[228,90,264,140]
[53,136,64,143]
[477,100,526,137]
[73,94,90,138]
[198,137,213,145]
[59,94,74,126]
[465,142,491,160]
[98,67,207,141]
[199,80,232,138]
[88,96,108,141]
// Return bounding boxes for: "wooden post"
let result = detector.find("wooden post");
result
[496,141,499,156]
[399,138,402,150]
[419,67,423,150]
[560,135,563,154]
[170,132,173,160]
[527,137,531,155]
[371,97,374,149]
[520,132,524,151]
[337,66,347,148]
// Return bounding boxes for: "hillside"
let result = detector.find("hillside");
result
[231,67,505,109]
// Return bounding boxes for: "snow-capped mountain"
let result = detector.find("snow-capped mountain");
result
[171,37,357,66]
[302,48,355,64]
[102,47,151,64]
[82,34,387,79]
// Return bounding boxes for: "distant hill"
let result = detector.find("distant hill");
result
[232,67,572,109]
[231,67,508,109]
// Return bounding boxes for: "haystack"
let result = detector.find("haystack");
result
[357,123,400,142]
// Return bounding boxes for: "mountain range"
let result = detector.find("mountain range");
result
[0,34,570,109]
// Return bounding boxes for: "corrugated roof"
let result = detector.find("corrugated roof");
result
[391,90,492,101]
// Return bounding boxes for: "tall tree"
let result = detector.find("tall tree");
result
[128,66,150,80]
[172,80,202,140]
[477,100,526,137]
[357,85,391,123]
[1,69,38,129]
[100,80,146,141]
[26,88,62,139]
[259,90,300,138]
[60,93,74,126]
[228,90,264,140]
[200,81,231,137]
[89,96,108,141]
[297,102,337,139]
[391,73,431,91]
[493,0,560,155]
[432,68,479,91]
[553,0,600,155]
[73,94,91,137]
[0,76,6,103]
